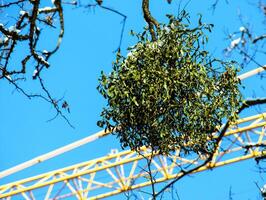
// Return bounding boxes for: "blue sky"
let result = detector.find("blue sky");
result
[0,0,266,199]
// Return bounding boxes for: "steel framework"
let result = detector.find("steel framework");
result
[0,112,266,199]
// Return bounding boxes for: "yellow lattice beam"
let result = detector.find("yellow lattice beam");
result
[0,113,266,199]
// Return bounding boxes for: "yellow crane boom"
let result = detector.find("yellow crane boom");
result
[0,112,266,199]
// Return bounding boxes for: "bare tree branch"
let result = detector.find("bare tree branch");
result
[253,34,266,44]
[0,0,73,127]
[0,0,26,8]
[142,0,159,41]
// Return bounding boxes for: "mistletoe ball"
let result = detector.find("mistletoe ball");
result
[97,15,242,155]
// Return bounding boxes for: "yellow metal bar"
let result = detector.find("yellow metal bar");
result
[84,172,96,197]
[233,112,266,124]
[223,121,266,136]
[44,183,54,200]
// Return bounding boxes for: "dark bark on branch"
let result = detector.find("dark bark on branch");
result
[142,0,159,41]
[239,98,266,113]
[0,0,25,8]
[253,34,266,44]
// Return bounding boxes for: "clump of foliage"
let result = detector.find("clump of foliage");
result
[97,13,242,155]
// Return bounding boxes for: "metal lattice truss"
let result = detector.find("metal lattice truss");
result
[0,113,266,199]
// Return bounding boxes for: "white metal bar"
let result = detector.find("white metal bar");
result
[238,65,266,80]
[0,130,109,179]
